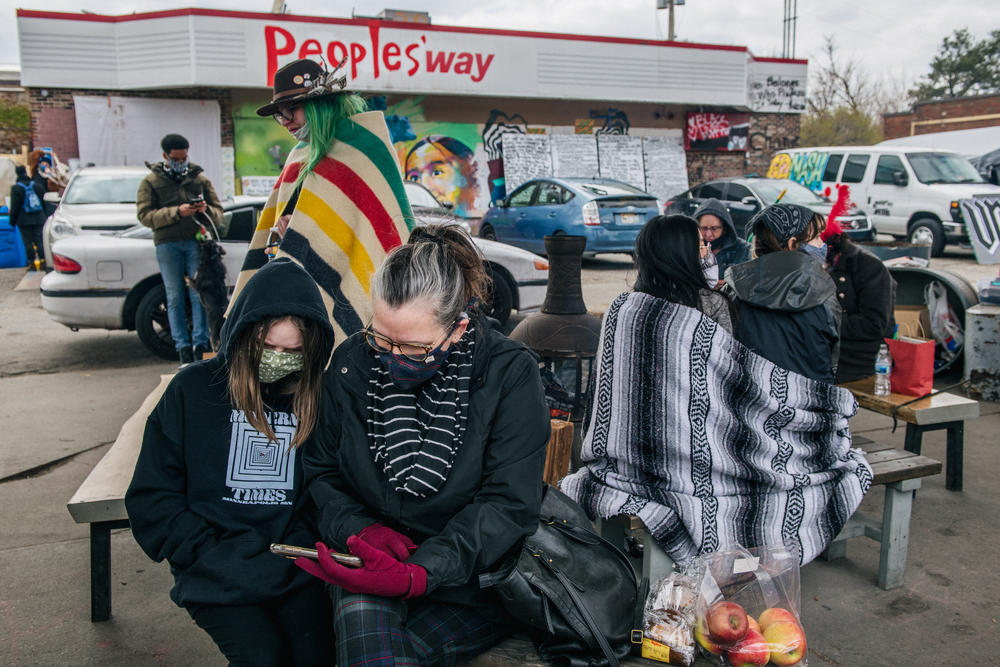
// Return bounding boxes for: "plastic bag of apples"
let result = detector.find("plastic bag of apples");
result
[693,544,807,667]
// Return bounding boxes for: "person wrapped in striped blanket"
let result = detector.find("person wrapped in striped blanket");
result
[232,58,415,342]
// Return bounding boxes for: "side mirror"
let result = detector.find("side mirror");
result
[43,191,61,203]
[442,201,454,210]
[892,170,908,187]
[496,197,508,208]
[740,196,759,208]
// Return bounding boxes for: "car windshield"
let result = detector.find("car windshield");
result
[576,182,651,198]
[404,182,441,208]
[905,153,984,185]
[752,180,825,206]
[63,174,147,205]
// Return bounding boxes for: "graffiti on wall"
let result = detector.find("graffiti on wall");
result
[591,107,631,135]
[766,150,830,191]
[685,112,749,151]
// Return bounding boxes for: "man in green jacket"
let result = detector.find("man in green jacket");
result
[137,134,223,366]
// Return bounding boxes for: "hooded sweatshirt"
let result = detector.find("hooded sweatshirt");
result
[125,258,335,608]
[693,198,752,277]
[726,250,842,383]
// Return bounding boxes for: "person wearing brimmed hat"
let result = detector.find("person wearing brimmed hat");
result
[231,57,415,342]
[725,203,842,383]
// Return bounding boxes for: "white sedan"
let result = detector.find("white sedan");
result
[40,197,548,359]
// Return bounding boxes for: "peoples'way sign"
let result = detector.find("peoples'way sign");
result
[960,198,1000,264]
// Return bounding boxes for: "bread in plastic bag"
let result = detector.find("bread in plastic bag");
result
[641,568,701,666]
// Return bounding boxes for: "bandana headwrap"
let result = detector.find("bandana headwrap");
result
[745,204,815,244]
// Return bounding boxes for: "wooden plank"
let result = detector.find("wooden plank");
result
[870,455,942,486]
[840,376,979,425]
[66,375,173,524]
[864,448,918,466]
[543,420,573,487]
[855,438,895,454]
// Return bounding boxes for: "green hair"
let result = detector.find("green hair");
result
[295,93,369,190]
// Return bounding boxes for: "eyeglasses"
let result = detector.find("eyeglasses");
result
[363,319,460,362]
[272,103,300,123]
[699,225,724,234]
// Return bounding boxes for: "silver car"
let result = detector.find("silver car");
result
[41,196,548,359]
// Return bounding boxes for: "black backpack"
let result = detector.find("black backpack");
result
[482,485,646,667]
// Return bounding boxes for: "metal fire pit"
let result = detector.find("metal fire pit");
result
[510,235,601,414]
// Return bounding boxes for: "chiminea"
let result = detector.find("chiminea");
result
[509,235,602,410]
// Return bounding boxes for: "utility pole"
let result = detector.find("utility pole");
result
[782,0,798,58]
[656,0,681,41]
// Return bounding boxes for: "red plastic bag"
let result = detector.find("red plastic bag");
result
[886,336,934,396]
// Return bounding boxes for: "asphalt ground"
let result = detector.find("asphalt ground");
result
[1,246,998,665]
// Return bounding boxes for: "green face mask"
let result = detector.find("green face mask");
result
[258,348,304,384]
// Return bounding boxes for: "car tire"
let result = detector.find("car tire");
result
[908,218,945,257]
[485,265,514,326]
[135,284,180,360]
[479,223,498,241]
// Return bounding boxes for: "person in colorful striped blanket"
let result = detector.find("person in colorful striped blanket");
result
[232,58,415,342]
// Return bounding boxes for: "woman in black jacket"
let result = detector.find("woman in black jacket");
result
[823,219,896,383]
[300,225,550,666]
[8,165,47,268]
[125,258,336,666]
[726,204,842,383]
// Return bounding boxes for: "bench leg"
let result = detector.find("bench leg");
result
[91,522,112,622]
[946,422,963,492]
[821,539,847,561]
[878,479,921,590]
[903,423,922,455]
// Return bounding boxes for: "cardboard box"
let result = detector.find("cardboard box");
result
[894,305,931,339]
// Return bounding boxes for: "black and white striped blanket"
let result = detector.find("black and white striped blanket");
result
[560,292,872,565]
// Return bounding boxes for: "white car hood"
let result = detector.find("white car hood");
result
[58,203,141,229]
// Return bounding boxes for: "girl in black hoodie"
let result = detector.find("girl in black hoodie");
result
[125,258,336,666]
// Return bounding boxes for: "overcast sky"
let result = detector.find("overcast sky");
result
[3,0,998,93]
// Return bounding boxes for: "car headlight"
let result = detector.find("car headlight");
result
[49,215,77,240]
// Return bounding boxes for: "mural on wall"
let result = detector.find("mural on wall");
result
[767,150,830,191]
[233,102,299,195]
[685,112,749,151]
[482,110,531,204]
[591,107,631,135]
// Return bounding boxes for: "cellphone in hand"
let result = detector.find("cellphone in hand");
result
[190,194,205,205]
[269,543,362,568]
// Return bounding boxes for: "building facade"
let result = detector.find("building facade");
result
[17,8,806,204]
[884,94,1000,140]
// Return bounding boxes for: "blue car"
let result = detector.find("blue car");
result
[479,178,660,255]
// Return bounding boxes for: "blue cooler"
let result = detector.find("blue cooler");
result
[0,206,28,268]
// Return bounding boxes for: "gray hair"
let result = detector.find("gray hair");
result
[370,225,490,327]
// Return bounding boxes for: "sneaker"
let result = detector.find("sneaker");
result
[178,348,195,368]
[193,344,211,360]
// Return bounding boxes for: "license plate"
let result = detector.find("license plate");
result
[620,213,641,224]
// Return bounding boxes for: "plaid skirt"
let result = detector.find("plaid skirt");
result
[331,587,512,667]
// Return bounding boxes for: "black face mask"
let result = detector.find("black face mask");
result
[377,343,452,390]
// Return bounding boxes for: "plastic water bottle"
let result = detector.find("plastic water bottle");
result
[874,343,892,396]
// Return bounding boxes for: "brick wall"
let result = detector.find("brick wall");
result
[25,86,235,158]
[685,112,801,184]
[883,93,1000,139]
[0,90,31,153]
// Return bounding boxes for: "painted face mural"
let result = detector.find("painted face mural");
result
[404,135,478,217]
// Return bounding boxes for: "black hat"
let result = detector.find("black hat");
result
[745,203,816,244]
[256,58,349,117]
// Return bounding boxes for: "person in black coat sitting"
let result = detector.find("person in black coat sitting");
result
[823,219,896,383]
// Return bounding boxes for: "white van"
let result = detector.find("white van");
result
[767,146,1000,256]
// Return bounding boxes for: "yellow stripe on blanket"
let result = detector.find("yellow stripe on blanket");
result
[295,188,377,292]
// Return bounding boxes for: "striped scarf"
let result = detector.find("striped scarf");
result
[231,111,414,342]
[560,292,872,566]
[367,331,475,498]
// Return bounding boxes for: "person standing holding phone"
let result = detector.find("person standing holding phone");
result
[137,133,222,366]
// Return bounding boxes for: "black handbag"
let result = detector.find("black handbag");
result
[481,485,646,667]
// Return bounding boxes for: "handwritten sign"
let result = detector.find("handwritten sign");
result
[749,73,807,113]
[597,135,645,189]
[551,135,600,179]
[642,136,689,201]
[501,133,553,192]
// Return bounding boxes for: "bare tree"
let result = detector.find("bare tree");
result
[809,35,882,116]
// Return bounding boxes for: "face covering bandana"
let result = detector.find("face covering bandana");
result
[291,122,310,141]
[802,242,828,264]
[258,349,304,384]
[378,345,450,391]
[167,158,189,176]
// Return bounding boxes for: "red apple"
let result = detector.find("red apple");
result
[726,628,769,667]
[758,607,798,632]
[763,620,807,666]
[706,600,749,644]
[695,617,723,655]
[747,615,761,634]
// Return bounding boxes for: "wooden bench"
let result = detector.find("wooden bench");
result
[66,374,172,622]
[840,375,978,491]
[597,441,942,592]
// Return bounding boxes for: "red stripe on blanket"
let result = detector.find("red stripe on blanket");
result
[312,157,403,251]
[278,161,302,186]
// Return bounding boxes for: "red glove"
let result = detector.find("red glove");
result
[357,522,418,561]
[295,538,428,599]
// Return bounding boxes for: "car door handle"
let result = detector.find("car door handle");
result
[547,212,557,218]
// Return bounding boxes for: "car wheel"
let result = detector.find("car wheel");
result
[908,218,945,257]
[135,284,180,360]
[485,265,514,326]
[479,223,498,241]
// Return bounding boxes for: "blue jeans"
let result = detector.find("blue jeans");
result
[155,240,209,350]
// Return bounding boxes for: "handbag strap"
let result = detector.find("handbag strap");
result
[537,553,622,667]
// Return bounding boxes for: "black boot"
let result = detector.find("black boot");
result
[193,344,210,360]
[178,348,195,368]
